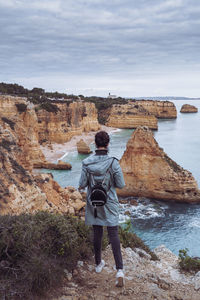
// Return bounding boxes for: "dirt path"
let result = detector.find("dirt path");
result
[53,245,200,300]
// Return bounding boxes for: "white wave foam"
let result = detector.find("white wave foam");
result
[189,219,200,228]
[119,201,166,220]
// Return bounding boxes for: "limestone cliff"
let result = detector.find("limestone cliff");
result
[0,124,85,215]
[180,104,198,113]
[36,101,100,143]
[0,95,46,168]
[118,126,200,203]
[106,104,158,129]
[133,100,177,119]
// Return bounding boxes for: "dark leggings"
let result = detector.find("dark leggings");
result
[93,225,123,270]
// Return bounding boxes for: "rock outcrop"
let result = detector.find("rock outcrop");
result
[36,101,100,144]
[0,96,46,168]
[0,123,84,215]
[56,244,200,300]
[180,104,198,113]
[77,139,92,154]
[34,160,72,170]
[106,104,158,130]
[118,126,200,203]
[133,100,177,119]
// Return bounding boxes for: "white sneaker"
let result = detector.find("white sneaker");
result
[116,269,124,287]
[95,260,105,273]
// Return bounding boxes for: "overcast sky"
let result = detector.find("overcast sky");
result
[0,0,200,97]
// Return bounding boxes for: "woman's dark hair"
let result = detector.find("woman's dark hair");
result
[95,131,110,148]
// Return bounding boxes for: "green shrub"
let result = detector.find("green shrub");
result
[39,102,60,113]
[179,248,200,273]
[0,212,93,299]
[1,117,15,130]
[118,222,158,261]
[15,103,27,113]
[0,212,158,299]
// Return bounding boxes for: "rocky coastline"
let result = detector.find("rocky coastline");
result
[1,93,200,298]
[118,126,200,203]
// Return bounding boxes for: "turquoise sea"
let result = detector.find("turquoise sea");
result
[41,99,200,256]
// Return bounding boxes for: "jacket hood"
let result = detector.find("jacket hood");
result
[82,154,114,176]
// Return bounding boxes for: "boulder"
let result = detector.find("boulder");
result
[77,139,92,154]
[180,104,198,113]
[118,126,200,203]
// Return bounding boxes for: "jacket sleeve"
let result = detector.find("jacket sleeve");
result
[112,159,125,189]
[79,163,88,189]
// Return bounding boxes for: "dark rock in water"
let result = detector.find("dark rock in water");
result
[180,104,198,113]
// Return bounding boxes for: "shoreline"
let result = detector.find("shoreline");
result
[40,125,119,163]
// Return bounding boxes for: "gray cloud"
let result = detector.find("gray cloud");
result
[0,0,200,96]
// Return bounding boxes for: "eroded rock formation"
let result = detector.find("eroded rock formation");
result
[133,100,177,119]
[106,104,158,129]
[34,160,72,170]
[180,104,198,113]
[36,101,100,143]
[118,126,200,202]
[0,96,46,168]
[77,139,92,154]
[0,124,85,215]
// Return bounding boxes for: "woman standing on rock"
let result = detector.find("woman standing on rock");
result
[79,131,125,287]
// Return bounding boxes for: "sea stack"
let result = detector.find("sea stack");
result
[77,139,92,154]
[118,126,200,203]
[180,104,198,113]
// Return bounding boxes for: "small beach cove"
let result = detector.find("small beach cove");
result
[39,99,200,257]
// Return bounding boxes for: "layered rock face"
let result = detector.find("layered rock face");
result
[106,104,158,129]
[180,104,198,113]
[118,126,200,203]
[133,100,177,119]
[36,101,100,143]
[0,95,46,168]
[0,124,85,215]
[77,139,92,154]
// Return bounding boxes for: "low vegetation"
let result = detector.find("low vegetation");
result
[0,82,129,121]
[1,117,15,130]
[0,212,157,299]
[179,248,200,273]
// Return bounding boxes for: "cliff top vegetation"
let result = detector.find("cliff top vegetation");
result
[0,211,157,299]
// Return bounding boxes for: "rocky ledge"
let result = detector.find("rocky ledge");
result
[117,126,200,203]
[55,245,200,300]
[34,160,72,170]
[180,104,198,113]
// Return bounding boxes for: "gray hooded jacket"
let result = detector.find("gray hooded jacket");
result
[79,150,125,226]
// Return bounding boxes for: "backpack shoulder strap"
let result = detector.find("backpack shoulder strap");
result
[102,158,115,185]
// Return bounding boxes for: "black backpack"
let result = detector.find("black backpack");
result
[88,158,114,218]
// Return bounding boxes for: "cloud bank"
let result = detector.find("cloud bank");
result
[0,0,200,96]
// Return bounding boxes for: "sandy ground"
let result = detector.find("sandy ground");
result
[40,125,118,163]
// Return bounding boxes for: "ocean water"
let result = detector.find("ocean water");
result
[41,99,200,256]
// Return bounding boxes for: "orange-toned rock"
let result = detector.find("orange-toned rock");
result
[133,100,177,119]
[0,124,84,215]
[106,104,158,130]
[180,104,198,113]
[118,126,200,203]
[36,101,100,144]
[77,139,92,154]
[34,160,72,170]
